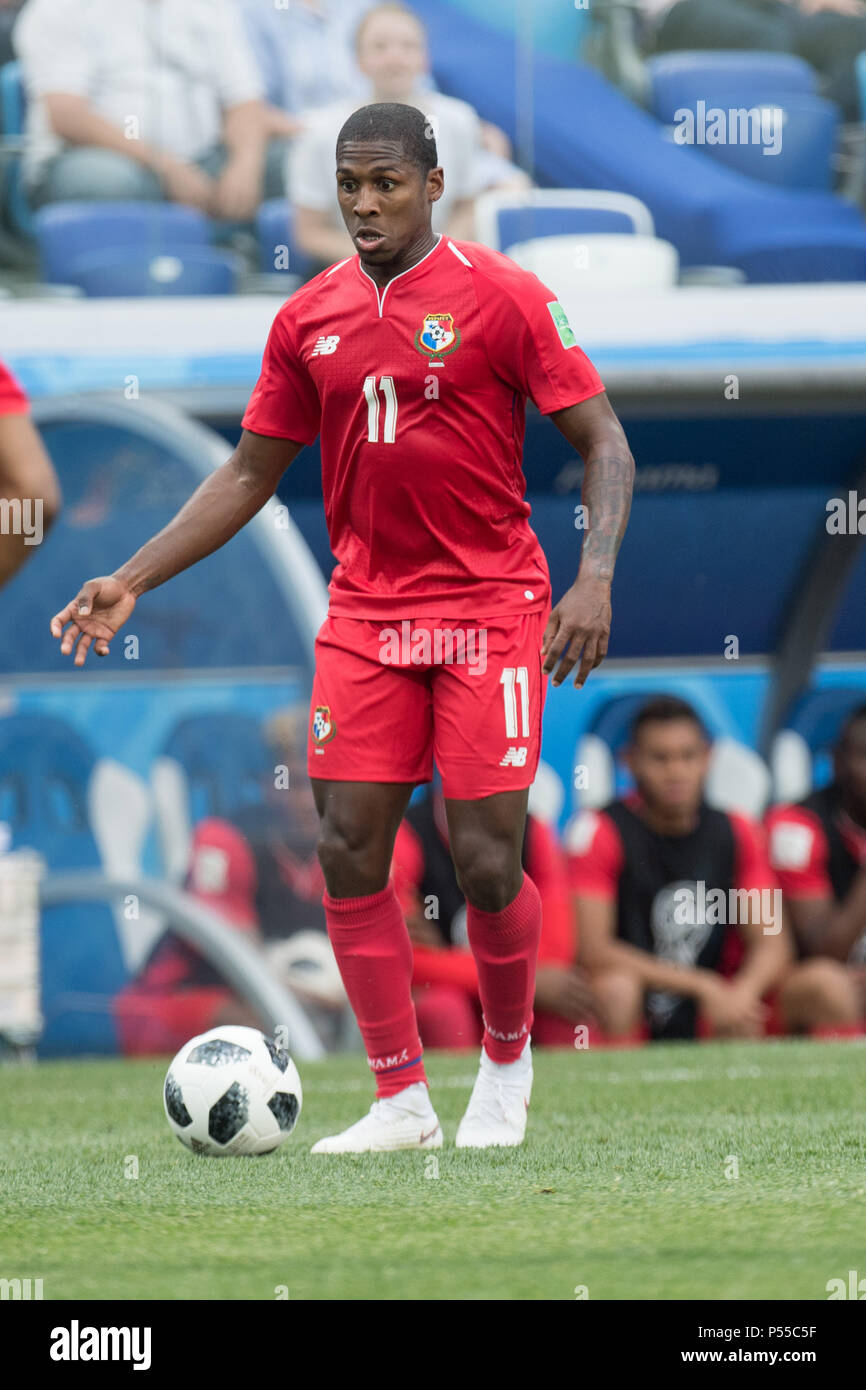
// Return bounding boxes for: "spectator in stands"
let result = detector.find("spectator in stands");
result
[289,2,529,267]
[113,707,337,1056]
[766,703,866,1033]
[645,0,866,122]
[0,358,60,588]
[568,696,790,1043]
[237,0,376,115]
[392,780,598,1050]
[12,0,298,217]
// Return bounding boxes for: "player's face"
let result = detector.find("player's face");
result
[835,719,866,814]
[357,11,427,98]
[627,720,710,817]
[336,140,442,263]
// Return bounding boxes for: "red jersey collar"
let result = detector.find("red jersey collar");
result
[355,234,445,315]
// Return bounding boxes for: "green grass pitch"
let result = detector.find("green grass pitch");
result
[3,1039,865,1300]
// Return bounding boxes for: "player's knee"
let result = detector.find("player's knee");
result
[780,956,859,1027]
[452,839,522,913]
[316,818,390,896]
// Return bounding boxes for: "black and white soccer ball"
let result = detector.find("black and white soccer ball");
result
[163,1025,302,1156]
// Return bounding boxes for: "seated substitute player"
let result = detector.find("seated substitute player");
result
[568,697,790,1042]
[49,102,634,1153]
[392,779,598,1049]
[0,359,61,589]
[766,703,866,1034]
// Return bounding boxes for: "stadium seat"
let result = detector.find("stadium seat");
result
[474,188,655,253]
[646,51,818,125]
[33,200,212,283]
[0,60,33,235]
[771,686,866,800]
[152,713,275,882]
[0,714,127,1055]
[527,759,565,826]
[63,245,241,296]
[413,0,866,280]
[256,198,319,279]
[704,737,771,819]
[673,95,839,192]
[506,232,679,291]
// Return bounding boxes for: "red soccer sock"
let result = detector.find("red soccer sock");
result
[323,883,427,1097]
[466,872,542,1063]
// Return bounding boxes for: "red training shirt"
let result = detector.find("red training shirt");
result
[242,236,604,618]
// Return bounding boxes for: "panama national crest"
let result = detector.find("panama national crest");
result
[415,311,461,362]
[312,705,336,745]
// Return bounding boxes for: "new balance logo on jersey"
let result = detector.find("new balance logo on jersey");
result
[311,335,340,356]
[500,747,528,767]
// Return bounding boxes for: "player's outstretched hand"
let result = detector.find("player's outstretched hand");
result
[50,576,137,667]
[542,574,612,688]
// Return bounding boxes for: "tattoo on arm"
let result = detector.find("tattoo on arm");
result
[580,451,634,580]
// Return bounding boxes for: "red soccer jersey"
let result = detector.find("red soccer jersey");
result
[242,236,604,618]
[0,361,28,415]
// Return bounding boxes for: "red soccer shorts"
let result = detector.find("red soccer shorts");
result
[307,610,550,799]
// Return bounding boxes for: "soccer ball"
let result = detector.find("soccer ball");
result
[163,1025,302,1156]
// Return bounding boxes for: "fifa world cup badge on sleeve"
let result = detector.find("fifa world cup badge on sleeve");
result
[312,705,336,745]
[415,312,461,362]
[547,301,577,349]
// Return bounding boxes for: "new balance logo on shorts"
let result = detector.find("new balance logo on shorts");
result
[500,746,528,767]
[311,335,340,356]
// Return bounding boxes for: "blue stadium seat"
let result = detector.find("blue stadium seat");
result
[647,51,818,125]
[33,201,212,283]
[0,714,127,1055]
[474,189,654,252]
[63,245,240,296]
[676,94,839,192]
[0,60,34,235]
[256,198,318,278]
[411,0,866,281]
[161,713,275,824]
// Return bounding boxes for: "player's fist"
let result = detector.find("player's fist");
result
[50,576,137,667]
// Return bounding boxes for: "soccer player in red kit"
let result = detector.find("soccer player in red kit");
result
[0,360,61,588]
[50,103,634,1151]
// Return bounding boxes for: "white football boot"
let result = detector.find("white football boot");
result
[455,1038,533,1149]
[310,1082,443,1155]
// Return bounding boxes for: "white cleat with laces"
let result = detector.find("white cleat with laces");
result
[455,1038,533,1149]
[310,1082,443,1155]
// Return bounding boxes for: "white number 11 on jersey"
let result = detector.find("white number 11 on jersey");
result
[363,376,398,443]
[501,667,530,738]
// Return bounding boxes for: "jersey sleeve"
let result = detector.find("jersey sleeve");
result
[564,809,623,899]
[0,361,29,415]
[473,262,605,414]
[241,307,321,444]
[728,812,777,893]
[765,805,832,898]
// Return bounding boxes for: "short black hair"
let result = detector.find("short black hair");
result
[336,102,438,176]
[631,696,709,743]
